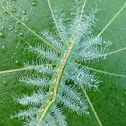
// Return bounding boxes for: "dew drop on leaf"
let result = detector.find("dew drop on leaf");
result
[16,26,21,30]
[12,8,16,13]
[121,102,124,106]
[1,45,7,53]
[15,60,18,64]
[86,112,89,115]
[116,96,118,99]
[19,32,24,37]
[119,102,125,107]
[14,52,17,55]
[4,81,8,86]
[5,59,8,62]
[22,10,27,15]
[32,1,38,6]
[124,90,126,97]
[16,21,20,24]
[11,56,14,59]
[15,60,21,66]
[4,10,8,14]
[27,18,31,22]
[0,101,4,104]
[0,32,5,38]
[9,26,14,31]
[1,26,4,30]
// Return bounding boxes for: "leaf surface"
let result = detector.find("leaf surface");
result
[0,0,126,126]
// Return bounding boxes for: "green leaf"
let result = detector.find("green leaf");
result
[0,0,126,126]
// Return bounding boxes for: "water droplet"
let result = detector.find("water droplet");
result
[119,102,125,107]
[0,32,5,38]
[27,18,31,21]
[4,10,8,14]
[0,101,3,103]
[86,112,89,115]
[14,52,17,55]
[16,21,20,24]
[16,26,21,30]
[19,32,24,37]
[124,90,126,97]
[4,81,8,86]
[5,59,8,62]
[50,92,53,95]
[1,45,7,53]
[22,10,26,15]
[1,26,4,30]
[32,1,38,6]
[14,30,17,33]
[15,60,20,65]
[11,56,14,59]
[121,102,124,106]
[15,60,18,64]
[9,26,14,31]
[12,8,16,13]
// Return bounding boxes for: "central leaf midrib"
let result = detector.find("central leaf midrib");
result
[38,39,76,125]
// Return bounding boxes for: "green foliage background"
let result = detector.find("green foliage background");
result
[0,0,126,125]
